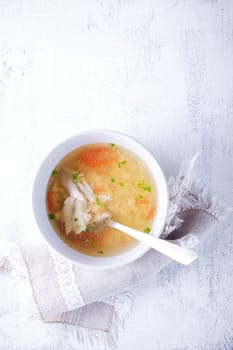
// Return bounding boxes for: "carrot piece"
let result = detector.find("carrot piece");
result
[70,232,86,241]
[47,191,54,212]
[135,198,149,205]
[145,206,155,220]
[60,223,66,235]
[70,233,81,240]
[77,146,117,168]
[93,187,105,194]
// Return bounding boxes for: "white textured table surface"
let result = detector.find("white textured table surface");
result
[0,1,233,349]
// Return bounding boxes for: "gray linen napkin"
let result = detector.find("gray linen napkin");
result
[0,156,231,349]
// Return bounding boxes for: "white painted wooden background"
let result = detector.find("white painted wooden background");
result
[0,0,233,349]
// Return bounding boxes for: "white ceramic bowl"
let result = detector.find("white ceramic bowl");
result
[32,130,168,268]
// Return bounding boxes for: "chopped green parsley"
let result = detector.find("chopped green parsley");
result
[137,194,144,199]
[119,182,124,186]
[48,213,55,220]
[98,250,104,254]
[72,173,80,184]
[111,178,115,183]
[51,169,58,177]
[95,197,102,206]
[137,182,151,192]
[144,227,151,234]
[118,160,127,168]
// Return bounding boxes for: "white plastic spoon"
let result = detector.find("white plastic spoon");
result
[109,221,197,265]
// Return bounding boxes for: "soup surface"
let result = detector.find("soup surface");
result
[46,143,157,256]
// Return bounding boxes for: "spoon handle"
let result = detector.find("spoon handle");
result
[110,221,197,265]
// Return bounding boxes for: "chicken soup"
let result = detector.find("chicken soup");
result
[46,143,157,256]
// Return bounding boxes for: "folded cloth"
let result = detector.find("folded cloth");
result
[0,156,231,349]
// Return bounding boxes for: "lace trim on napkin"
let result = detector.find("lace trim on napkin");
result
[51,252,84,310]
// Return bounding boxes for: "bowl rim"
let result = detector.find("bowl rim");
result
[32,129,168,269]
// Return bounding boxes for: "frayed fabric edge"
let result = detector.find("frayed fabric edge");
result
[0,242,40,320]
[105,293,132,349]
[53,292,132,350]
[162,154,232,238]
